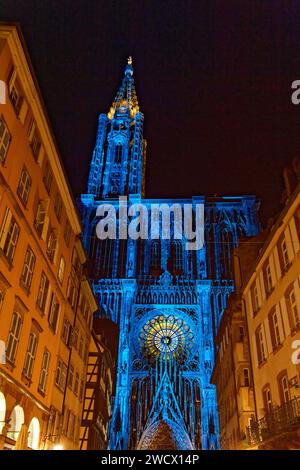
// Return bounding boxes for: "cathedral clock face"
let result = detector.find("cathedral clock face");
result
[139,314,194,362]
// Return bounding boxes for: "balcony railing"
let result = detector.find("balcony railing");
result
[246,397,300,446]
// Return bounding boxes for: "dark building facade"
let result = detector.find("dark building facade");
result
[79,59,260,450]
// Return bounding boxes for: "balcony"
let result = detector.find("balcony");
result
[246,397,300,446]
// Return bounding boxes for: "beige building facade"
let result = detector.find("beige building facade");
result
[242,175,300,448]
[0,23,97,450]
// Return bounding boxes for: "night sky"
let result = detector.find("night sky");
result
[2,1,300,223]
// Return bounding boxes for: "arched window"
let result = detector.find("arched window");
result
[7,405,24,441]
[169,241,183,272]
[28,417,40,450]
[115,144,123,164]
[150,241,161,271]
[0,392,6,434]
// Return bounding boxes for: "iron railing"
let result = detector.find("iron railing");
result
[246,396,300,445]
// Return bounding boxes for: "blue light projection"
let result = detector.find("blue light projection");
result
[79,58,260,450]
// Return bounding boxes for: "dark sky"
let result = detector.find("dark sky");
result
[2,0,300,223]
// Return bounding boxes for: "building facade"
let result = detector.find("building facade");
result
[80,318,118,450]
[79,58,261,450]
[212,296,255,450]
[242,168,300,449]
[0,24,97,450]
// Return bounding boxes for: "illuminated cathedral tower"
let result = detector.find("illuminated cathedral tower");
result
[79,58,260,450]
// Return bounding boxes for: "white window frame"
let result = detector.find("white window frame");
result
[0,209,20,263]
[17,168,31,205]
[272,310,282,348]
[61,317,71,345]
[57,256,66,284]
[281,239,290,270]
[48,293,60,332]
[37,272,49,312]
[47,229,57,262]
[23,331,38,379]
[38,348,51,393]
[289,289,300,329]
[34,201,46,237]
[20,247,36,290]
[6,311,22,363]
[0,115,11,163]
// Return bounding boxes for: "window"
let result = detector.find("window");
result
[280,239,290,272]
[57,256,65,284]
[170,241,183,272]
[0,116,11,163]
[28,120,41,160]
[272,310,283,348]
[71,249,81,279]
[256,325,267,365]
[263,262,273,295]
[54,194,62,221]
[263,386,272,412]
[55,357,67,392]
[17,168,31,205]
[38,348,51,394]
[61,317,71,346]
[23,331,38,379]
[48,293,60,332]
[74,372,79,396]
[0,209,20,263]
[64,219,71,246]
[20,247,36,291]
[68,364,74,389]
[243,368,250,387]
[34,201,46,237]
[37,272,49,313]
[150,241,161,270]
[43,161,53,193]
[67,276,77,308]
[6,311,22,364]
[9,70,23,115]
[46,228,57,262]
[280,374,290,404]
[289,289,300,330]
[71,327,79,350]
[251,282,260,313]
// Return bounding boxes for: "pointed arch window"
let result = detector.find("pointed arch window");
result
[170,240,183,273]
[150,241,161,271]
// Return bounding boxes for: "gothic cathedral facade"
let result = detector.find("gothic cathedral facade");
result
[79,58,260,450]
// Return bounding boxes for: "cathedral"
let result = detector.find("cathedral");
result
[79,58,260,450]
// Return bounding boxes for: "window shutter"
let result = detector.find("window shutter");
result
[8,69,17,93]
[276,303,285,340]
[273,246,282,280]
[289,217,300,254]
[280,297,291,336]
[28,119,35,142]
[41,215,49,242]
[18,99,28,124]
[268,310,276,350]
[263,318,271,355]
[37,144,44,166]
[0,207,12,249]
[254,331,261,366]
[284,226,294,261]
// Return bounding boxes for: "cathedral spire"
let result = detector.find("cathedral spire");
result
[108,56,139,120]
